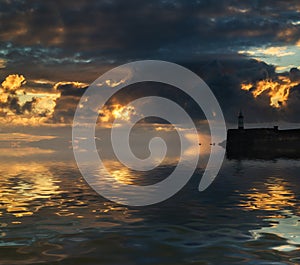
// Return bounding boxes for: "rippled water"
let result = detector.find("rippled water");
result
[1,153,300,264]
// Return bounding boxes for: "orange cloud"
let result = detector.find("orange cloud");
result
[0,147,55,157]
[105,79,126,88]
[53,81,88,90]
[241,75,300,108]
[99,104,137,123]
[2,74,26,91]
[0,133,56,142]
[0,74,61,126]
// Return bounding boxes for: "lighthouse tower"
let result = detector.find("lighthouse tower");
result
[238,111,244,129]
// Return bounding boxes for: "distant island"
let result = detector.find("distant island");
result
[226,112,300,159]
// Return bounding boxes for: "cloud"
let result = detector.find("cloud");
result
[0,75,28,116]
[0,58,299,127]
[0,76,89,125]
[99,103,138,124]
[290,67,300,82]
[239,46,295,58]
[0,133,56,142]
[277,27,300,43]
[1,0,300,72]
[241,75,299,108]
[54,81,88,95]
[51,81,89,124]
[0,147,55,157]
[47,58,300,126]
[0,59,6,69]
[0,74,59,125]
[105,79,126,88]
[2,74,26,91]
[0,0,300,126]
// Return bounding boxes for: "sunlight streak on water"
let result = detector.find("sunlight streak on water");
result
[0,162,61,218]
[238,177,296,211]
[0,146,300,264]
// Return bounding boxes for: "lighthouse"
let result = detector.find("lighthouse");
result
[238,111,244,129]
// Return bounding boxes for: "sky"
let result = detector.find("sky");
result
[0,0,300,129]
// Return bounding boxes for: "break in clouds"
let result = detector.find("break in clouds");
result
[0,0,300,125]
[0,58,299,126]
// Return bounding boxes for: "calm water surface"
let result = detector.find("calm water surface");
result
[1,153,300,264]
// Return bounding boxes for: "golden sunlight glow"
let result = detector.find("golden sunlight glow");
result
[0,88,8,103]
[2,74,26,90]
[241,76,299,108]
[32,94,59,115]
[53,81,88,90]
[276,65,296,72]
[238,177,295,211]
[238,46,295,58]
[258,47,294,57]
[0,162,61,218]
[0,147,55,157]
[99,104,137,123]
[105,79,126,88]
[112,105,135,121]
[31,79,55,85]
[241,83,253,91]
[0,115,49,126]
[0,133,56,142]
[0,75,63,125]
[103,161,135,185]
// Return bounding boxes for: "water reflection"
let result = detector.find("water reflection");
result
[101,160,146,185]
[1,133,300,264]
[238,177,296,211]
[0,162,61,218]
[251,210,300,252]
[0,150,147,224]
[235,165,300,254]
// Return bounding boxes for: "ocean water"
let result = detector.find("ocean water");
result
[1,149,300,264]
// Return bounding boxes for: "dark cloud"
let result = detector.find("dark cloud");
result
[183,58,284,123]
[1,0,300,66]
[290,68,300,82]
[22,97,37,113]
[49,56,299,125]
[55,82,88,97]
[0,92,37,115]
[0,0,300,125]
[7,96,22,114]
[0,74,38,116]
[51,82,88,123]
